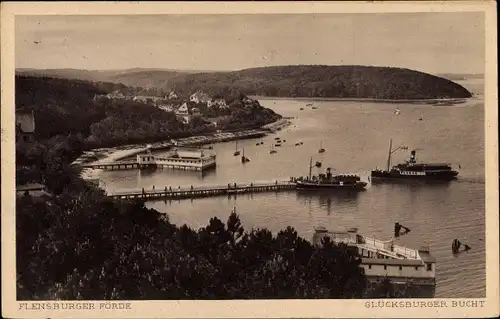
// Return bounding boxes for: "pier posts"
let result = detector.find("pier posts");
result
[394,222,402,238]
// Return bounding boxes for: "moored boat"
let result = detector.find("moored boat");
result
[233,140,240,156]
[293,158,367,190]
[318,141,325,153]
[313,226,436,289]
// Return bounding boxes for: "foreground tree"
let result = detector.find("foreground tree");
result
[17,178,367,300]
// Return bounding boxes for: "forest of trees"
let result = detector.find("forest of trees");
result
[17,65,472,100]
[162,65,472,99]
[17,178,369,299]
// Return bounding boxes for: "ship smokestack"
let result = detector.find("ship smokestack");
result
[410,150,416,163]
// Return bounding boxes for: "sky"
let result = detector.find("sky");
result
[15,12,485,75]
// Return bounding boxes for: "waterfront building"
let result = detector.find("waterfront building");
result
[136,147,216,171]
[313,227,436,288]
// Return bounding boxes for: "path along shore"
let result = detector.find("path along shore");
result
[74,118,293,174]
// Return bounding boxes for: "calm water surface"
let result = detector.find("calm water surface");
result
[100,79,486,298]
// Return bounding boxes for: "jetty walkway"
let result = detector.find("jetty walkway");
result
[81,160,140,170]
[107,180,297,200]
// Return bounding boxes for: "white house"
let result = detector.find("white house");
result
[189,91,211,104]
[174,102,191,124]
[175,102,189,116]
[168,91,178,100]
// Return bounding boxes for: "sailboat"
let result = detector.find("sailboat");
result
[318,141,325,153]
[270,145,277,154]
[233,140,240,156]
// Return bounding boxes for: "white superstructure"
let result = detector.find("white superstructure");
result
[313,227,436,286]
[136,147,216,171]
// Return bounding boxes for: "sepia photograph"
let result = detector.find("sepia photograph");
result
[2,1,498,318]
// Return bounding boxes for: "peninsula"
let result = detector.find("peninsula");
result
[17,65,473,100]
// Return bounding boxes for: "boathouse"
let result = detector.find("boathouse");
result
[156,147,216,171]
[313,227,436,286]
[135,147,216,171]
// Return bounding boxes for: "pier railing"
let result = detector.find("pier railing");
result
[358,236,419,259]
[107,180,297,200]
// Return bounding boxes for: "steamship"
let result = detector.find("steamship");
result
[293,158,367,190]
[371,139,459,181]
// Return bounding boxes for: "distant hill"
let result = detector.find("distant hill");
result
[15,68,221,83]
[17,65,472,100]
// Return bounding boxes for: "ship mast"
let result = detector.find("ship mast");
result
[309,157,313,180]
[385,139,408,171]
[387,138,393,171]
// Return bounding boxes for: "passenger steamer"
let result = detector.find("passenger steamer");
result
[313,226,436,288]
[371,139,459,181]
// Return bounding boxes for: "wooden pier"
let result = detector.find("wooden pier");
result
[81,161,144,170]
[107,180,297,200]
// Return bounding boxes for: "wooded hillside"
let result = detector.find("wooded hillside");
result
[17,65,472,100]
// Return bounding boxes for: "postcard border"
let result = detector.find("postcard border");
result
[2,1,498,318]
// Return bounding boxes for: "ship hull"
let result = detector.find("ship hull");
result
[296,181,367,190]
[371,170,458,181]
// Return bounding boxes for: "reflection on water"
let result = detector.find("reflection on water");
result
[138,166,218,181]
[295,189,362,215]
[371,178,454,189]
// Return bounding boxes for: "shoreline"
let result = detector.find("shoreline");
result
[74,119,292,170]
[249,95,469,105]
